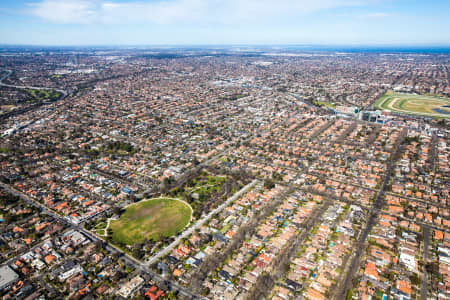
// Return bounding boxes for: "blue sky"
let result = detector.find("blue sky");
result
[0,0,449,46]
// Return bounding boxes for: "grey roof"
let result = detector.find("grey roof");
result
[0,265,19,290]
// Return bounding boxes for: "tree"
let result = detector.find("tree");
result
[264,179,275,189]
[112,206,122,216]
[410,273,420,286]
[132,243,144,259]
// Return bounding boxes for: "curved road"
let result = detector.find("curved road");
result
[146,179,259,265]
[0,69,68,98]
[0,182,204,299]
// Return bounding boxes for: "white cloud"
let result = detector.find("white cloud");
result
[29,0,99,24]
[28,0,366,25]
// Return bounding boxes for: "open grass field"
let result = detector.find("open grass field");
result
[313,100,336,109]
[374,91,450,118]
[110,198,192,245]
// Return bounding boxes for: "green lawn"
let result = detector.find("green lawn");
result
[373,91,393,108]
[25,88,60,101]
[374,91,450,118]
[110,198,191,245]
[168,172,228,214]
[95,229,106,236]
[313,100,336,109]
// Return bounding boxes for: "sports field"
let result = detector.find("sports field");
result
[374,91,450,118]
[110,198,192,245]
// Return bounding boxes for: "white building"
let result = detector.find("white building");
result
[399,252,416,271]
[117,275,144,298]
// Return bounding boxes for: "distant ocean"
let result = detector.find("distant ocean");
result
[1,44,450,55]
[278,45,450,54]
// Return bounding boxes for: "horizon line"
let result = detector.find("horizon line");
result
[1,43,450,48]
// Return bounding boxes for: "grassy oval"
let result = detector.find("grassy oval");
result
[110,198,191,245]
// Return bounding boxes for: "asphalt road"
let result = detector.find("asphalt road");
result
[0,69,68,98]
[0,182,203,299]
[146,179,259,265]
[420,226,430,300]
[249,198,333,300]
[334,128,407,300]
